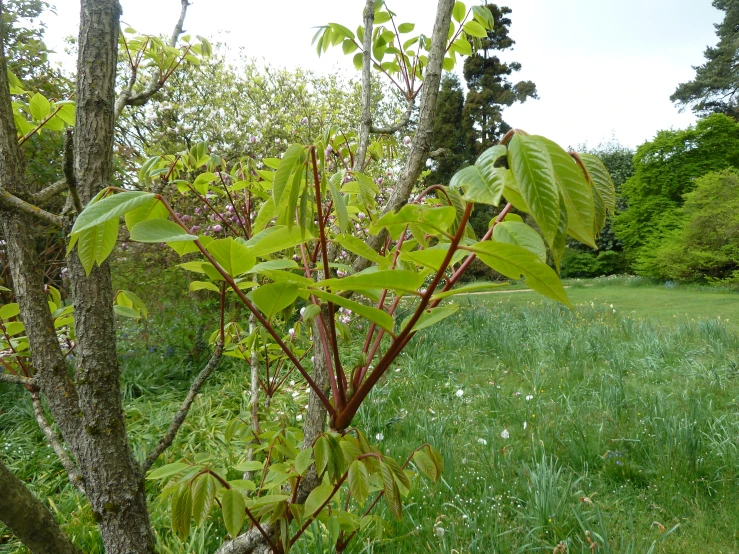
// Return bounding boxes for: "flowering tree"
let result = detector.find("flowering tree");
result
[0,1,614,553]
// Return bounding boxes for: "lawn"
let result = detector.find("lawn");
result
[2,278,739,553]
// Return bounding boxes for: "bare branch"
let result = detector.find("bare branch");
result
[0,187,63,227]
[140,341,223,474]
[214,524,275,554]
[30,391,86,494]
[31,178,68,204]
[0,372,37,386]
[114,0,190,120]
[370,97,414,134]
[429,147,447,159]
[353,0,376,172]
[63,129,82,213]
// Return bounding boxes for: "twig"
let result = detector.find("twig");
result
[141,341,224,474]
[31,178,68,204]
[0,187,62,227]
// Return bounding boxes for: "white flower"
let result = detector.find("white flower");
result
[501,429,510,439]
[523,421,527,430]
[375,433,384,441]
[296,414,303,421]
[288,328,295,338]
[300,307,306,316]
[525,394,533,401]
[434,526,445,537]
[477,438,487,445]
[455,389,464,398]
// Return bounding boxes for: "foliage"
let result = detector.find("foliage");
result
[614,113,739,274]
[671,0,739,118]
[647,170,739,281]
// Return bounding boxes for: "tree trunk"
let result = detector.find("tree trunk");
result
[0,461,82,554]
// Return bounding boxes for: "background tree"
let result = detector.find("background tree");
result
[428,73,468,184]
[614,113,739,275]
[672,0,739,119]
[462,3,537,155]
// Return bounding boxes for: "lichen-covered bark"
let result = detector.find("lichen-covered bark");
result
[0,461,82,554]
[66,1,156,551]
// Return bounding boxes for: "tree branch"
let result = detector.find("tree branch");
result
[141,340,223,474]
[214,524,275,554]
[353,0,376,172]
[114,0,190,120]
[0,186,63,227]
[63,129,82,213]
[31,178,68,204]
[370,97,414,134]
[30,391,86,494]
[0,372,37,386]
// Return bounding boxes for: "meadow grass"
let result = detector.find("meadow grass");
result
[1,280,738,553]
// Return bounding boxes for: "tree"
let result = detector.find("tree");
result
[428,73,468,184]
[0,1,614,553]
[650,170,739,281]
[614,113,739,274]
[462,3,537,155]
[672,0,739,119]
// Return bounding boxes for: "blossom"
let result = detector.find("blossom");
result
[300,307,306,317]
[501,429,510,439]
[477,438,487,445]
[525,394,533,401]
[455,389,464,398]
[523,421,528,430]
[288,328,295,338]
[300,116,309,125]
[403,135,411,145]
[375,433,384,441]
[212,224,223,233]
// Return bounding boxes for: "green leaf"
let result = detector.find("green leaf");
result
[147,462,190,480]
[430,281,507,300]
[72,191,156,234]
[579,153,616,218]
[348,460,370,504]
[76,217,119,275]
[0,303,20,320]
[413,449,439,482]
[273,144,305,206]
[191,474,218,525]
[248,226,311,258]
[206,238,255,276]
[129,219,197,243]
[451,37,472,56]
[450,163,503,206]
[314,436,330,476]
[307,289,394,332]
[253,197,276,233]
[471,5,495,28]
[470,242,571,307]
[232,460,263,473]
[250,259,299,273]
[124,199,169,230]
[397,23,415,33]
[370,205,457,240]
[399,245,465,272]
[493,221,547,263]
[29,92,50,121]
[252,282,299,320]
[3,321,25,336]
[189,281,221,293]
[452,1,466,23]
[538,137,595,247]
[507,133,560,248]
[402,304,459,332]
[463,20,488,38]
[295,447,313,475]
[318,270,424,294]
[343,38,358,54]
[335,234,387,266]
[221,489,246,539]
[380,461,402,519]
[172,484,192,538]
[328,173,349,232]
[113,305,141,319]
[304,482,334,517]
[353,52,363,70]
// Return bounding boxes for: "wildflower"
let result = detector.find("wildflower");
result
[296,414,303,421]
[300,116,309,125]
[523,421,527,430]
[525,394,533,401]
[501,429,510,439]
[375,433,384,441]
[300,307,306,316]
[455,389,464,398]
[403,135,411,145]
[477,438,487,445]
[434,526,445,537]
[288,328,295,338]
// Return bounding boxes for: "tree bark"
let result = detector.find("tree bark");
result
[64,1,156,551]
[0,461,83,554]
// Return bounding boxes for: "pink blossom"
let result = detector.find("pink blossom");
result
[403,135,411,145]
[213,224,223,233]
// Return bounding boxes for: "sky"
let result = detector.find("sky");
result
[42,0,723,149]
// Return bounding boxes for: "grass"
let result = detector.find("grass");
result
[2,278,739,553]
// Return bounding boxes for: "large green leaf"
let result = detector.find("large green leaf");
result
[328,173,349,232]
[335,234,388,266]
[129,219,197,243]
[147,462,190,480]
[348,460,369,504]
[492,221,546,263]
[430,281,507,300]
[471,241,570,306]
[76,217,119,275]
[191,474,218,525]
[380,461,402,520]
[247,226,311,258]
[273,144,305,206]
[124,199,169,230]
[452,1,466,23]
[252,282,299,320]
[307,289,394,332]
[250,259,300,273]
[449,162,503,206]
[369,205,457,240]
[221,488,245,539]
[539,137,595,248]
[399,245,466,272]
[72,191,156,234]
[304,482,334,517]
[206,238,255,276]
[29,92,50,120]
[579,153,616,214]
[318,270,425,294]
[507,134,560,248]
[171,484,192,538]
[402,304,460,332]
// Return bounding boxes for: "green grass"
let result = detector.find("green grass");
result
[2,279,739,553]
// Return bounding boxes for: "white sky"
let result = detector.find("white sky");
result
[42,0,722,149]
